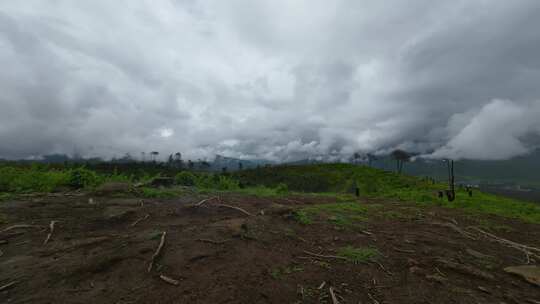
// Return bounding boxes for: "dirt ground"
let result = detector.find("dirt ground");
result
[1,191,539,303]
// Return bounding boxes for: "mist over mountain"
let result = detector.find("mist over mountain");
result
[1,1,540,162]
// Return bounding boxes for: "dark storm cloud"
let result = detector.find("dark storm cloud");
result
[1,0,540,161]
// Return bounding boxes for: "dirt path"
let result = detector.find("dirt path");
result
[1,193,539,303]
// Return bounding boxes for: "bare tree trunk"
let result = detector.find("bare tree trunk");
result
[446,160,455,202]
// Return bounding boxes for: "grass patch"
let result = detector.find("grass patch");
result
[140,187,185,198]
[294,202,371,228]
[337,246,380,263]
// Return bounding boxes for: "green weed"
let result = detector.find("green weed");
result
[337,246,380,263]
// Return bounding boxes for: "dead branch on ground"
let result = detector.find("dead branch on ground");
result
[432,222,476,240]
[393,247,415,254]
[468,226,540,261]
[195,196,218,207]
[195,238,228,244]
[0,224,43,234]
[43,220,57,245]
[130,214,150,227]
[148,232,167,272]
[329,287,339,304]
[159,274,180,286]
[367,292,381,304]
[214,203,253,216]
[303,250,348,261]
[0,281,17,292]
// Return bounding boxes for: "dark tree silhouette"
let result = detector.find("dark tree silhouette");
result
[391,149,410,174]
[445,159,456,202]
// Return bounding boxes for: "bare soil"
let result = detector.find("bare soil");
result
[1,192,539,303]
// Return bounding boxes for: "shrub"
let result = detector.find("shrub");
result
[175,171,197,186]
[69,168,101,189]
[275,183,289,194]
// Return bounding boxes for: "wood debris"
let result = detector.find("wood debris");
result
[329,287,339,304]
[303,250,348,261]
[195,238,228,244]
[0,224,43,234]
[195,196,217,207]
[469,227,540,261]
[148,232,167,272]
[130,214,150,227]
[0,281,17,292]
[43,220,57,245]
[159,274,180,286]
[214,203,253,217]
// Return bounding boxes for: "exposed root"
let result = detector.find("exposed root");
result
[329,287,339,304]
[0,281,17,292]
[43,220,57,245]
[159,274,180,286]
[214,204,253,217]
[303,250,348,261]
[130,214,150,227]
[0,224,43,234]
[195,238,228,244]
[195,196,217,207]
[148,232,167,272]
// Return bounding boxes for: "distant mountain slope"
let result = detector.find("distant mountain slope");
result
[369,149,540,187]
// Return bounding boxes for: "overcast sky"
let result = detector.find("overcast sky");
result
[1,0,540,161]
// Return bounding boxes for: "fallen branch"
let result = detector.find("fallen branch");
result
[393,247,415,254]
[432,222,476,240]
[148,232,167,272]
[318,281,326,289]
[159,274,180,286]
[0,224,43,234]
[214,204,253,217]
[303,250,347,261]
[329,287,339,304]
[0,281,17,292]
[195,196,217,207]
[130,214,150,227]
[469,226,540,255]
[43,220,57,245]
[195,238,228,244]
[367,292,381,304]
[375,261,393,276]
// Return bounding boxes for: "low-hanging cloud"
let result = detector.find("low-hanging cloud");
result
[428,100,540,160]
[1,0,540,161]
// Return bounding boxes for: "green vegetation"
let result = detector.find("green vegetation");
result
[294,202,372,228]
[237,164,540,224]
[140,187,185,198]
[1,162,538,224]
[337,246,380,263]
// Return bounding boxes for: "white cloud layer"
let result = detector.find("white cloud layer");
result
[1,0,540,160]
